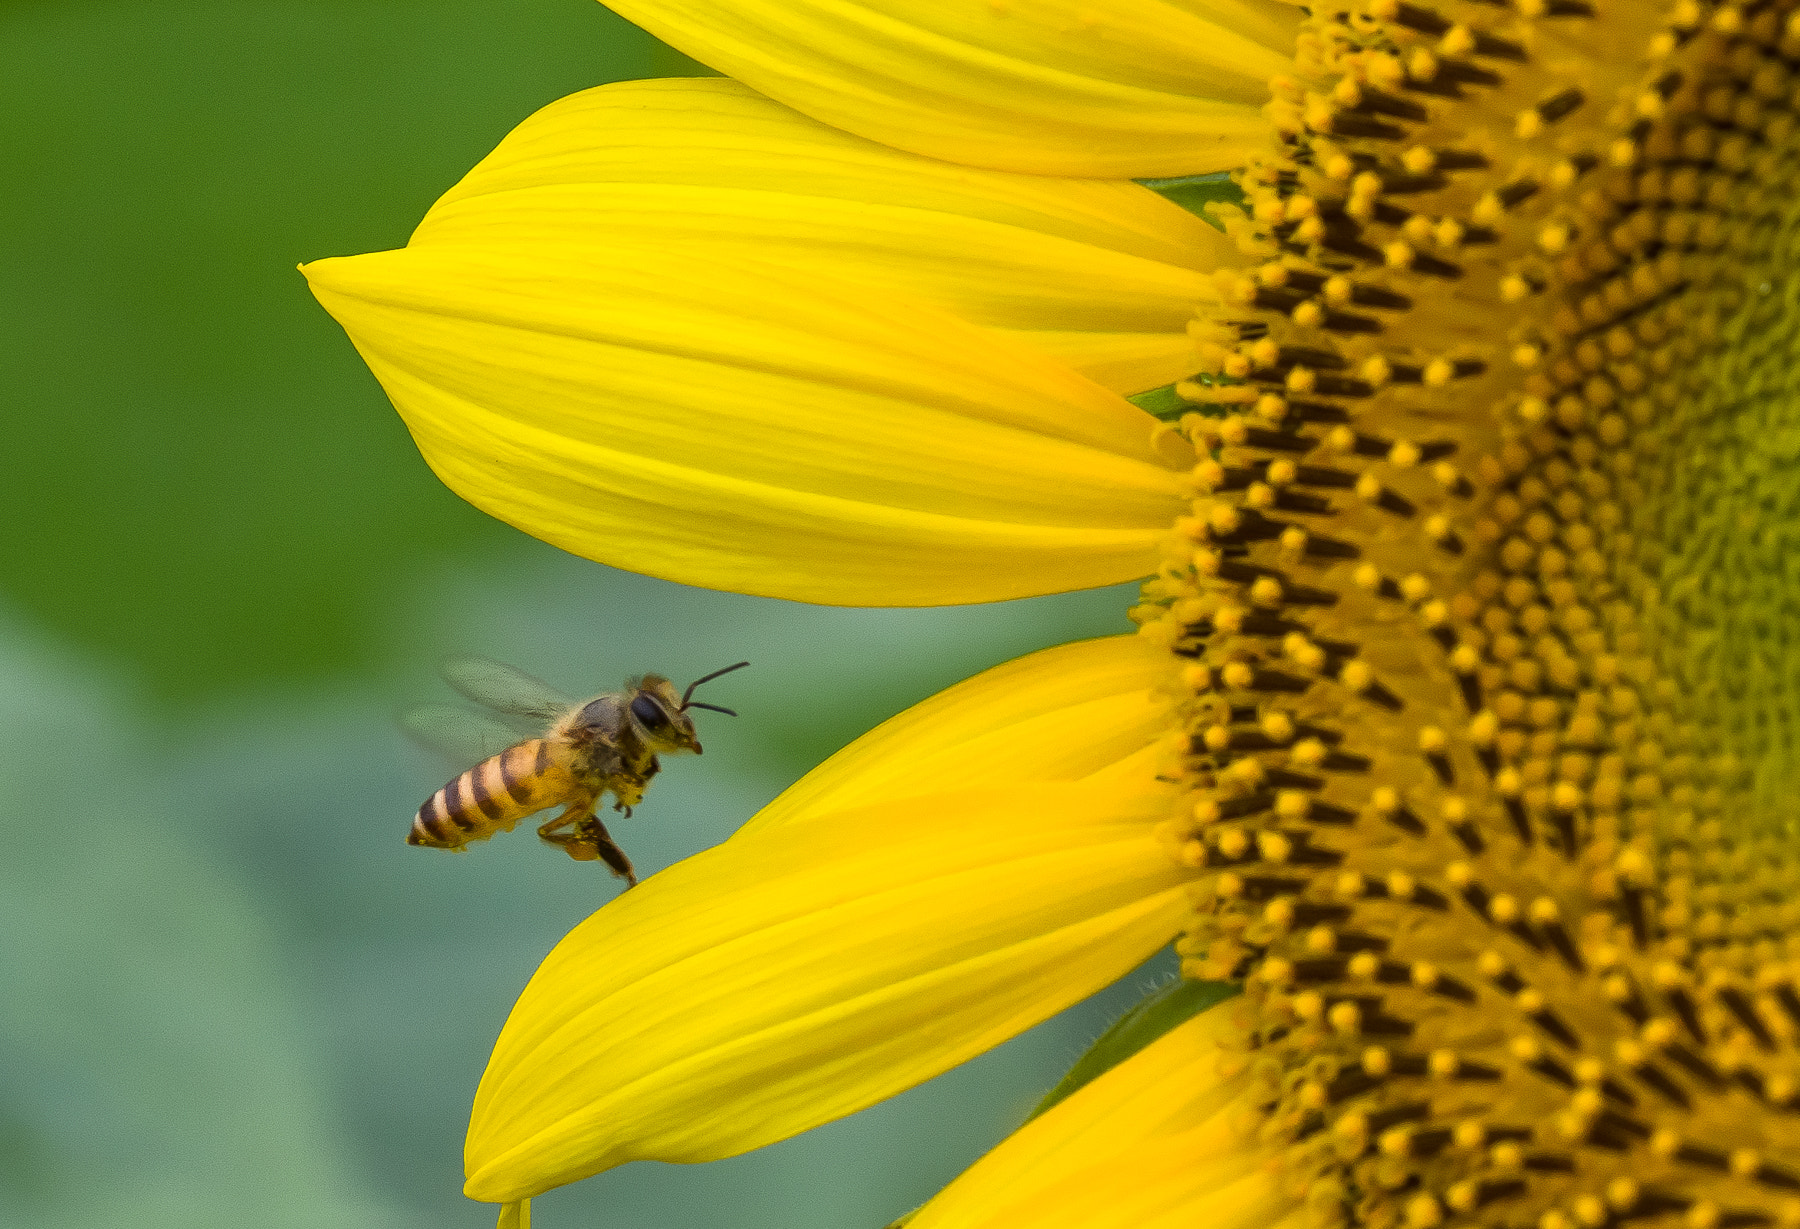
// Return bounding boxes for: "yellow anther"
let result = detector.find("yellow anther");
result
[1403,146,1436,174]
[1275,790,1313,820]
[1406,1193,1444,1229]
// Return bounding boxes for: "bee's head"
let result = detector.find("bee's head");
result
[624,676,703,754]
[624,662,749,755]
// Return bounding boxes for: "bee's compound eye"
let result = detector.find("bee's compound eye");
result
[630,694,670,729]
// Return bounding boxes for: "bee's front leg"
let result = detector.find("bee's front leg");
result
[607,756,659,817]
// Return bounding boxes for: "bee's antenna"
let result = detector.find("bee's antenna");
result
[681,661,750,710]
[685,702,738,717]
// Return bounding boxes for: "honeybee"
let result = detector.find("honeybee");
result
[404,658,748,886]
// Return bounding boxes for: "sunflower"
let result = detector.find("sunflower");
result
[304,2,1800,1228]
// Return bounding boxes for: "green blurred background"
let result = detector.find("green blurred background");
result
[0,3,1173,1226]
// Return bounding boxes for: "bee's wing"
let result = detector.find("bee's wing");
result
[400,704,531,766]
[439,656,573,722]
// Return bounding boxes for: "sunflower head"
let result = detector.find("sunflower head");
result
[301,0,1800,1225]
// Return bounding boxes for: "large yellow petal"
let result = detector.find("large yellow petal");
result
[414,79,1232,393]
[745,633,1176,834]
[599,1,1298,177]
[463,784,1190,1203]
[908,1002,1300,1229]
[303,242,1187,606]
[994,331,1205,398]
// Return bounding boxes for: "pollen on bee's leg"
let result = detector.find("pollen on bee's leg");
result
[1138,0,1800,1219]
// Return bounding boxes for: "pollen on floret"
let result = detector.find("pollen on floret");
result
[1146,0,1800,1224]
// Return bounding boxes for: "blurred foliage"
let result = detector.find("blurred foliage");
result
[0,622,397,1229]
[0,0,697,707]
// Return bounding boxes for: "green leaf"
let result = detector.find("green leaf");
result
[1127,383,1193,421]
[1129,375,1242,422]
[1136,173,1244,230]
[1026,977,1240,1122]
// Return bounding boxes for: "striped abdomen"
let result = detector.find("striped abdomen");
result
[410,738,572,849]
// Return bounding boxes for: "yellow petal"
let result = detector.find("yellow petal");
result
[414,79,1231,393]
[599,1,1299,177]
[303,242,1187,606]
[994,330,1201,397]
[909,1001,1299,1229]
[425,79,1237,271]
[745,633,1176,834]
[463,783,1189,1203]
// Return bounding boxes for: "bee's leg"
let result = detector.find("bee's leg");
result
[575,815,638,887]
[611,771,650,816]
[537,807,638,886]
[536,802,585,840]
[537,803,596,858]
